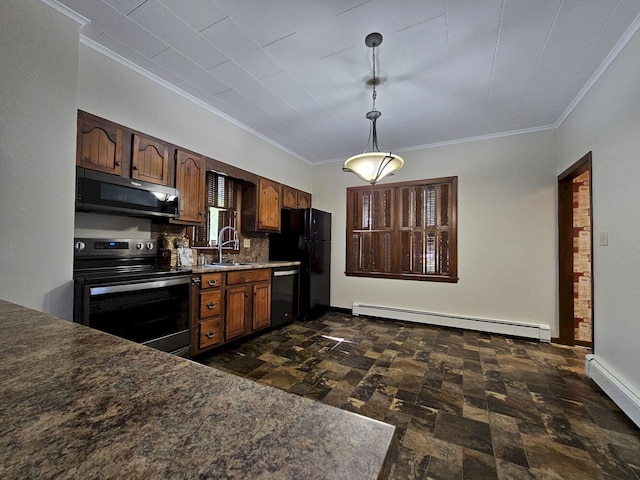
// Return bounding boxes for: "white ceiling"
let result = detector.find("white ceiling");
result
[53,0,640,164]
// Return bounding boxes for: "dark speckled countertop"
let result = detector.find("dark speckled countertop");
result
[190,260,300,273]
[0,299,396,479]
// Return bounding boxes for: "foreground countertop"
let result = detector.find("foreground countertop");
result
[190,260,300,273]
[0,300,395,479]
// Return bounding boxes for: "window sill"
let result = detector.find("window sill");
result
[345,271,459,283]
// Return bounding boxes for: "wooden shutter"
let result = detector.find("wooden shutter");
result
[193,172,237,247]
[347,187,393,273]
[346,176,457,282]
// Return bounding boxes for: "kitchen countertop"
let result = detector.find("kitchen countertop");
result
[190,260,300,273]
[0,299,396,479]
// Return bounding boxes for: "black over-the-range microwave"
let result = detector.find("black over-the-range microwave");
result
[76,167,179,219]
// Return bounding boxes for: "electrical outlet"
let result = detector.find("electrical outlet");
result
[243,238,251,248]
[599,232,608,246]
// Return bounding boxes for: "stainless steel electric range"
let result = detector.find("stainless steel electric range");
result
[73,238,191,356]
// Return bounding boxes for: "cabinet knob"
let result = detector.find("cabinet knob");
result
[132,165,139,170]
[205,330,216,339]
[208,280,217,286]
[115,161,121,166]
[206,302,217,309]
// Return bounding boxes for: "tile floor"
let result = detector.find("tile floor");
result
[197,312,640,480]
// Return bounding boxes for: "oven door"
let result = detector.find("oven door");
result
[75,276,190,355]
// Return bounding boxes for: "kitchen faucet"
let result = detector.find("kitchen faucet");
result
[217,226,239,263]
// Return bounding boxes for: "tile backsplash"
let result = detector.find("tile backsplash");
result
[150,223,269,266]
[75,213,270,267]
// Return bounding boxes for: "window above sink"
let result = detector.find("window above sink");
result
[192,172,240,251]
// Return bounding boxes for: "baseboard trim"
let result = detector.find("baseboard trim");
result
[585,354,640,427]
[351,303,551,342]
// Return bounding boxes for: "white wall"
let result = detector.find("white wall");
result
[558,26,640,405]
[312,130,559,335]
[77,44,312,193]
[0,1,79,319]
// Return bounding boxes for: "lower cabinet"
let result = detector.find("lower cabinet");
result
[225,285,249,340]
[191,268,271,355]
[191,272,223,355]
[199,318,222,350]
[225,269,271,342]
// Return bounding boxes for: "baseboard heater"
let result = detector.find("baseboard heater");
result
[351,303,551,342]
[585,354,640,427]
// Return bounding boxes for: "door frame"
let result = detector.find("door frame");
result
[557,152,593,346]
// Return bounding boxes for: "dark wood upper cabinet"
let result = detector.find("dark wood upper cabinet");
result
[282,185,311,209]
[258,178,281,231]
[282,185,297,209]
[131,134,170,186]
[76,113,123,176]
[77,111,170,186]
[297,190,311,209]
[174,149,205,225]
[242,177,281,232]
[77,111,314,233]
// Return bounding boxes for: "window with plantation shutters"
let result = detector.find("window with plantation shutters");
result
[192,172,239,247]
[346,176,457,282]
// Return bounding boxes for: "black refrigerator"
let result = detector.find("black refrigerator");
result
[269,208,331,319]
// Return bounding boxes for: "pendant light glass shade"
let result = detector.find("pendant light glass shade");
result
[343,152,404,184]
[343,32,404,185]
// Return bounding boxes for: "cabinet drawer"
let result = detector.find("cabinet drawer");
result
[199,319,222,349]
[227,268,270,285]
[200,290,221,318]
[201,272,223,289]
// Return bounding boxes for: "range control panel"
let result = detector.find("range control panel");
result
[74,238,157,258]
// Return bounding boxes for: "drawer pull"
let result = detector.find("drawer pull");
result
[205,330,216,339]
[208,280,218,286]
[206,302,218,309]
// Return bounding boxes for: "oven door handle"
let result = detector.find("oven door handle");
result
[89,277,190,296]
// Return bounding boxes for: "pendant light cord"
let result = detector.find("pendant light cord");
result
[364,43,381,153]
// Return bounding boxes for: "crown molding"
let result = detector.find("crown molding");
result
[67,1,640,167]
[316,124,558,166]
[40,0,90,25]
[555,10,640,128]
[79,35,312,165]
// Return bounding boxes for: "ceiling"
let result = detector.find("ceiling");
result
[53,0,640,164]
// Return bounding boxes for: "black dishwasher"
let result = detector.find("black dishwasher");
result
[271,265,300,328]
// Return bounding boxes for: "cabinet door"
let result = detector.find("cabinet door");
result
[175,149,205,224]
[297,191,311,209]
[225,285,248,341]
[252,281,271,331]
[77,114,123,175]
[257,178,281,231]
[282,185,297,209]
[132,134,170,185]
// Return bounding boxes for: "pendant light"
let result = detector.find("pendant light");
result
[343,32,404,185]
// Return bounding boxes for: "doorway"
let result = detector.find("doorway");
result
[558,152,593,347]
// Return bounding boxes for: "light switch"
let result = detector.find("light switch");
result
[243,238,251,248]
[599,232,608,246]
